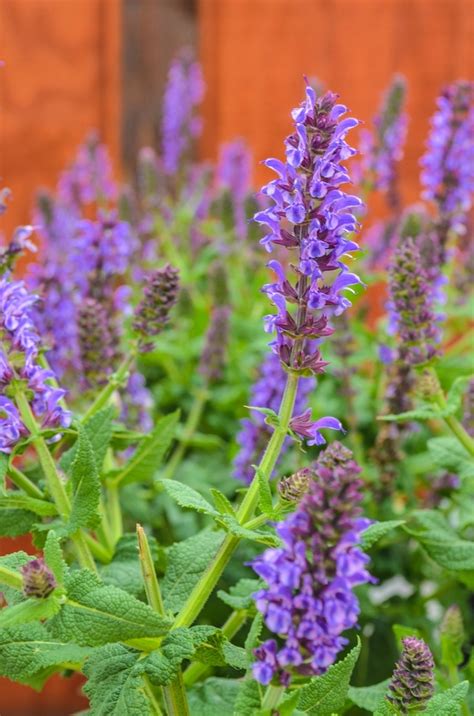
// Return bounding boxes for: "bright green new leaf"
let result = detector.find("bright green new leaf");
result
[218,515,280,546]
[61,406,114,475]
[404,510,474,574]
[160,479,219,517]
[255,465,274,517]
[348,679,391,711]
[188,677,240,716]
[424,682,469,716]
[210,488,236,516]
[0,494,57,517]
[44,530,67,585]
[0,595,61,627]
[361,520,405,550]
[68,425,101,532]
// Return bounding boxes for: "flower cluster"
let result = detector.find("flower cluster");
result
[388,236,439,366]
[255,86,363,378]
[58,131,116,208]
[216,139,252,240]
[77,298,115,388]
[251,442,373,685]
[358,75,408,209]
[133,264,180,351]
[0,274,71,453]
[387,637,435,714]
[233,352,315,483]
[162,52,205,175]
[420,81,474,231]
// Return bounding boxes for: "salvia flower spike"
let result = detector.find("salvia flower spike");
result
[133,264,180,352]
[251,442,374,686]
[21,558,56,599]
[387,637,435,714]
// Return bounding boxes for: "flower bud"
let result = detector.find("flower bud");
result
[440,605,465,669]
[133,265,179,351]
[278,468,312,502]
[21,558,56,599]
[387,637,435,714]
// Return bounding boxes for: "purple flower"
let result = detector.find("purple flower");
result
[21,558,56,599]
[387,637,435,714]
[254,85,363,373]
[233,352,315,483]
[58,132,117,208]
[0,275,71,452]
[216,139,252,240]
[162,52,205,175]
[289,409,344,446]
[358,75,408,209]
[251,442,373,685]
[387,236,439,366]
[133,264,180,352]
[77,298,116,389]
[420,81,474,232]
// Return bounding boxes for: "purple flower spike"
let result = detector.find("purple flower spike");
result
[162,52,205,175]
[387,637,435,714]
[290,409,344,446]
[133,264,180,352]
[21,558,56,599]
[216,139,252,240]
[58,132,117,209]
[251,442,373,686]
[255,84,363,373]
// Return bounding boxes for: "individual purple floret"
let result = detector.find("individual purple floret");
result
[255,85,363,377]
[358,75,408,210]
[387,637,435,714]
[133,264,180,352]
[58,132,117,208]
[420,81,474,233]
[216,139,252,240]
[161,52,205,175]
[21,558,56,599]
[0,274,71,452]
[233,352,315,483]
[387,237,439,366]
[251,442,373,686]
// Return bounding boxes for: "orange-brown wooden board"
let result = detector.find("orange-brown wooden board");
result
[198,0,473,208]
[0,0,121,239]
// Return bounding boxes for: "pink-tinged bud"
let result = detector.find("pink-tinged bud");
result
[387,637,435,713]
[21,558,56,599]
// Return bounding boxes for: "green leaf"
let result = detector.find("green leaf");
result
[404,510,474,574]
[233,678,263,716]
[218,515,279,546]
[0,595,61,627]
[255,465,274,517]
[348,679,390,711]
[392,624,423,648]
[100,533,159,597]
[0,452,8,481]
[162,530,221,614]
[427,437,473,482]
[190,625,248,670]
[83,643,152,715]
[218,578,261,610]
[114,411,179,486]
[0,551,30,604]
[0,509,37,537]
[361,520,405,550]
[244,613,263,655]
[160,479,218,517]
[424,682,469,716]
[62,406,114,475]
[44,531,67,585]
[49,570,171,646]
[0,494,57,516]
[210,488,236,516]
[0,623,91,686]
[295,638,361,715]
[68,425,101,532]
[188,677,241,716]
[144,628,195,686]
[446,375,473,414]
[379,405,441,423]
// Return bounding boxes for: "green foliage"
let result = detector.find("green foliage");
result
[0,595,61,627]
[160,479,219,517]
[348,679,391,711]
[218,578,261,610]
[100,533,160,597]
[233,679,263,716]
[61,407,114,475]
[188,678,240,716]
[43,530,67,585]
[361,520,405,550]
[49,570,171,646]
[424,682,470,716]
[68,425,101,532]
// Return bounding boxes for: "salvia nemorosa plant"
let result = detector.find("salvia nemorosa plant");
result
[0,59,472,716]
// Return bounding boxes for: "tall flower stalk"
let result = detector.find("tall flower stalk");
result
[172,83,364,630]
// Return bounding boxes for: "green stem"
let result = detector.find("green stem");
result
[137,524,165,615]
[0,565,23,590]
[143,675,164,716]
[161,389,208,481]
[7,464,44,500]
[82,353,135,422]
[107,484,123,544]
[261,684,284,711]
[173,372,299,629]
[429,370,474,457]
[14,389,98,573]
[137,524,190,716]
[83,533,112,563]
[183,609,247,687]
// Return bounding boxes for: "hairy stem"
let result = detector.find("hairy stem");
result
[173,371,299,629]
[430,369,474,457]
[7,463,44,500]
[0,565,23,590]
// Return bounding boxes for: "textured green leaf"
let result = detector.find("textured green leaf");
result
[83,643,152,716]
[361,521,405,550]
[0,494,57,516]
[68,426,101,532]
[295,638,361,714]
[115,411,179,486]
[44,530,67,585]
[427,437,473,482]
[0,623,91,686]
[191,625,248,670]
[218,515,279,546]
[404,510,474,573]
[348,679,390,711]
[446,375,473,413]
[100,533,159,597]
[255,465,274,517]
[210,488,236,516]
[424,682,469,716]
[0,509,37,537]
[160,479,218,517]
[233,678,263,716]
[49,570,171,646]
[62,407,114,475]
[218,578,261,610]
[188,677,240,716]
[162,530,221,614]
[0,595,61,627]
[244,613,263,655]
[144,628,195,686]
